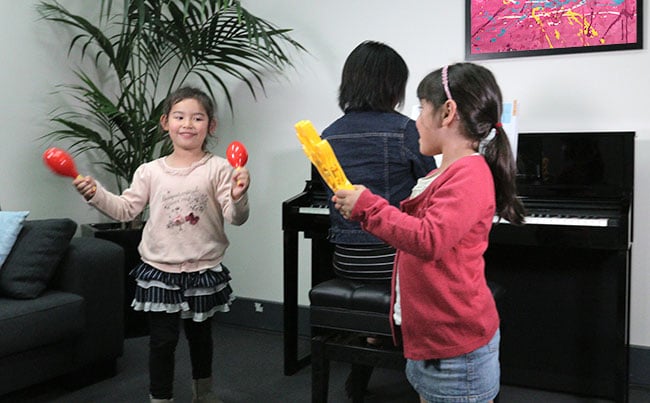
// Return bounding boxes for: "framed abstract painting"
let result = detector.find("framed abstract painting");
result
[466,0,642,60]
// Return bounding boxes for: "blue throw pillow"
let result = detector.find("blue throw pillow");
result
[0,211,29,268]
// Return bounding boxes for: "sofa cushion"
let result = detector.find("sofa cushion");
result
[0,211,29,268]
[0,290,84,357]
[0,219,77,299]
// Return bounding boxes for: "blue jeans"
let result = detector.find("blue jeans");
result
[405,329,500,403]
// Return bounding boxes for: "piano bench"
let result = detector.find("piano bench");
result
[309,278,504,403]
[309,278,397,403]
[310,278,392,336]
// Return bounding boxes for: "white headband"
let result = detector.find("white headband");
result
[442,65,453,101]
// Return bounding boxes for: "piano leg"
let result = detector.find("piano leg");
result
[283,229,310,375]
[283,227,335,376]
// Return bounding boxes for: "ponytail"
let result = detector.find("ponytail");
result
[483,126,525,224]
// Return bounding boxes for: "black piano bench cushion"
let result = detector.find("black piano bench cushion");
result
[310,279,505,337]
[0,219,77,299]
[309,278,392,336]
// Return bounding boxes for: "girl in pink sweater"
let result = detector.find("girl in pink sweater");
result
[333,63,524,403]
[74,87,250,403]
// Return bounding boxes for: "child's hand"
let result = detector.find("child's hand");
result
[333,185,366,220]
[231,167,250,200]
[73,175,97,201]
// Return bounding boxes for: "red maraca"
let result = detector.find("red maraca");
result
[226,141,248,168]
[43,147,81,179]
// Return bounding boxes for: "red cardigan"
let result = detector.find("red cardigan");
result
[351,155,499,360]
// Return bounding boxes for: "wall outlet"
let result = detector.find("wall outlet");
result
[254,302,264,313]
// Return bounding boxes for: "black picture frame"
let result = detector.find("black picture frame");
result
[466,0,643,60]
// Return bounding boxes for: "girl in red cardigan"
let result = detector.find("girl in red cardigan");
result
[333,63,524,403]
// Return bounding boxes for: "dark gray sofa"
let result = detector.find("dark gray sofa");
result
[0,219,125,396]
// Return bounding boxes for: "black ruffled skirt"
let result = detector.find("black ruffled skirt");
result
[130,262,234,322]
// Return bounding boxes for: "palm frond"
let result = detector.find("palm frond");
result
[39,0,305,195]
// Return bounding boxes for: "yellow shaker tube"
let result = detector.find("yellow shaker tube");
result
[295,120,354,192]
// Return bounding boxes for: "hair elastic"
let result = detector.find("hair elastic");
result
[495,122,503,129]
[442,65,453,101]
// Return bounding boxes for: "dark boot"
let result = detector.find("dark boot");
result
[345,364,374,402]
[191,378,223,403]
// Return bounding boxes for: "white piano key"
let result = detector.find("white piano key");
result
[493,215,609,227]
[300,207,610,227]
[298,206,329,215]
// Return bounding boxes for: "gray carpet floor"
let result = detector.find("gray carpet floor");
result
[1,323,648,403]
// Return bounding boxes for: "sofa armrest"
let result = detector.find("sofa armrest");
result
[52,236,125,364]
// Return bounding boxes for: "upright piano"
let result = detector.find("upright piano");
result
[486,131,634,403]
[282,131,634,402]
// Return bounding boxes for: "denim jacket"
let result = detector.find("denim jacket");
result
[321,111,437,244]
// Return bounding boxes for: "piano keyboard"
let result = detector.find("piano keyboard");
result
[494,215,609,227]
[299,206,609,227]
[298,206,329,215]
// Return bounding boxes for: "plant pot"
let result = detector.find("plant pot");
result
[81,223,148,338]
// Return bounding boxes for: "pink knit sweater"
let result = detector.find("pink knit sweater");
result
[351,155,499,360]
[89,153,249,273]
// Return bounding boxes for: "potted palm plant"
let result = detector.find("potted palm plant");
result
[38,0,304,225]
[38,0,305,336]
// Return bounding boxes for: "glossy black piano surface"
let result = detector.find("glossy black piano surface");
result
[516,131,633,200]
[486,131,634,402]
[491,131,634,251]
[282,166,329,237]
[282,166,332,375]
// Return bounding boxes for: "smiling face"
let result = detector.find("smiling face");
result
[160,98,216,153]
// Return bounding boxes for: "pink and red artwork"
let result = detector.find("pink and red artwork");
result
[467,0,641,59]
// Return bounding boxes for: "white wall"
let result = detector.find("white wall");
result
[2,1,649,346]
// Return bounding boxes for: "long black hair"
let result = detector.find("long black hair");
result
[338,40,409,113]
[417,63,525,224]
